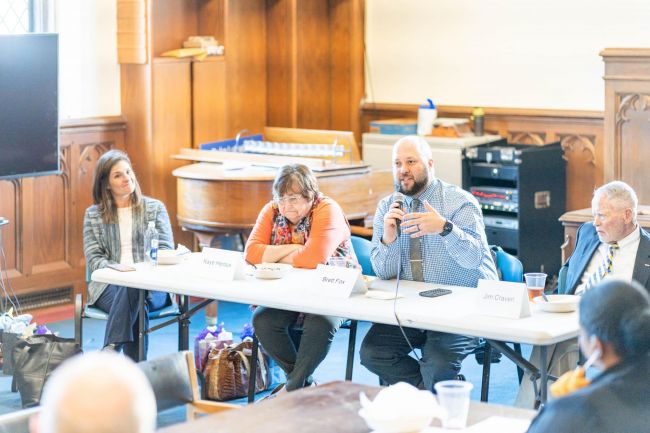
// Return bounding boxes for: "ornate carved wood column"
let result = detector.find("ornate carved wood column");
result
[601,48,650,203]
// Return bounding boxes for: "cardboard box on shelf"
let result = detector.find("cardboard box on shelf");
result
[369,118,417,135]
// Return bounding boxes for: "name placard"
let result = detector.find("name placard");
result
[311,264,364,298]
[477,279,531,319]
[199,247,245,281]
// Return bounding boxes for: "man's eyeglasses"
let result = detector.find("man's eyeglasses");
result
[274,194,304,206]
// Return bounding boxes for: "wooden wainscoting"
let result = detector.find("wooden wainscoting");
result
[0,117,126,311]
[602,48,650,204]
[360,103,604,211]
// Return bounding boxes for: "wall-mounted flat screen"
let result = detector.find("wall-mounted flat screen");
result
[0,33,59,180]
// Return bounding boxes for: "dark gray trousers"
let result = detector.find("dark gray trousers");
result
[360,323,478,391]
[252,307,343,391]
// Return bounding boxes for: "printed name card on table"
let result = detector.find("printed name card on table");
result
[199,247,245,281]
[311,264,365,298]
[477,279,531,319]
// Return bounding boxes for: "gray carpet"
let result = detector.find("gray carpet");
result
[0,301,530,429]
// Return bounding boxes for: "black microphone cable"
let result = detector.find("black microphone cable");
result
[391,198,421,362]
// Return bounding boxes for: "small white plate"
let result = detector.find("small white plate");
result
[253,263,292,279]
[365,290,403,300]
[157,250,190,265]
[534,294,580,313]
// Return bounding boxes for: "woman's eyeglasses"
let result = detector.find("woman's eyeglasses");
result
[274,194,304,206]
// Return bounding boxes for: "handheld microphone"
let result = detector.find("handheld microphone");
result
[392,192,405,235]
[392,191,405,210]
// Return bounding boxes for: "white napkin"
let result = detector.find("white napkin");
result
[359,382,442,433]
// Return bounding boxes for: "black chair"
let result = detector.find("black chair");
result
[248,235,374,402]
[557,265,568,293]
[74,293,186,355]
[285,236,375,384]
[475,246,525,402]
[76,265,212,359]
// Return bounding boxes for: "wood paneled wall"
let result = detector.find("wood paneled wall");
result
[120,0,362,248]
[360,103,604,212]
[0,118,126,307]
[602,48,650,204]
[120,0,268,247]
[266,0,364,133]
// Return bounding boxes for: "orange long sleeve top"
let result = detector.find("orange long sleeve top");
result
[244,197,351,269]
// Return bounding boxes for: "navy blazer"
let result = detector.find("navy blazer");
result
[560,222,650,295]
[526,354,650,433]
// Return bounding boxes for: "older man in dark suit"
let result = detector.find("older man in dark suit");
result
[517,180,649,407]
[560,182,650,294]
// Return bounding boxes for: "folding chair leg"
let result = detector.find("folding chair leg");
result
[514,343,524,384]
[74,293,83,348]
[178,295,190,351]
[345,320,358,381]
[138,290,146,361]
[480,343,492,402]
[248,334,260,403]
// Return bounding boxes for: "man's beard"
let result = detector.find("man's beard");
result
[397,173,429,196]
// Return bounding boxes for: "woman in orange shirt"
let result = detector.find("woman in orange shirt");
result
[245,164,359,392]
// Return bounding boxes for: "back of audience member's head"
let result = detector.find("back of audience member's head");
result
[33,352,156,433]
[580,279,650,361]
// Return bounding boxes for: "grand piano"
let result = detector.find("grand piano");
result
[172,127,394,248]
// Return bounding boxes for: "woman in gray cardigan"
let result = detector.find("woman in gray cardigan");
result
[83,150,173,360]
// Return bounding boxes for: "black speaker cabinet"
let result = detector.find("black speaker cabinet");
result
[463,142,566,275]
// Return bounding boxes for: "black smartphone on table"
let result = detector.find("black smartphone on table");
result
[419,288,452,298]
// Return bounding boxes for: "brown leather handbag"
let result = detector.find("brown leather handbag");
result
[204,340,271,401]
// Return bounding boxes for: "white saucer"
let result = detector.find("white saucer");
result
[534,294,580,313]
[157,250,190,265]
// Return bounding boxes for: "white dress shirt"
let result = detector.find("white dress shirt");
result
[117,206,134,265]
[575,226,640,295]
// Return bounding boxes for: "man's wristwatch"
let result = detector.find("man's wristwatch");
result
[440,219,453,237]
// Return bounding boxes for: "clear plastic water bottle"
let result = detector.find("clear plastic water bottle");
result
[144,221,159,266]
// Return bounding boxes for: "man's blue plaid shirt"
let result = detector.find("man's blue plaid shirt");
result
[371,179,497,286]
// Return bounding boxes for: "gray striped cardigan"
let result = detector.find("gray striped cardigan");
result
[83,196,174,305]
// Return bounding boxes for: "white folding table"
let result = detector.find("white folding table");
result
[92,254,578,403]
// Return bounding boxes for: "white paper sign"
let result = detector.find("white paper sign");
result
[199,247,246,281]
[477,279,531,319]
[311,264,364,298]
